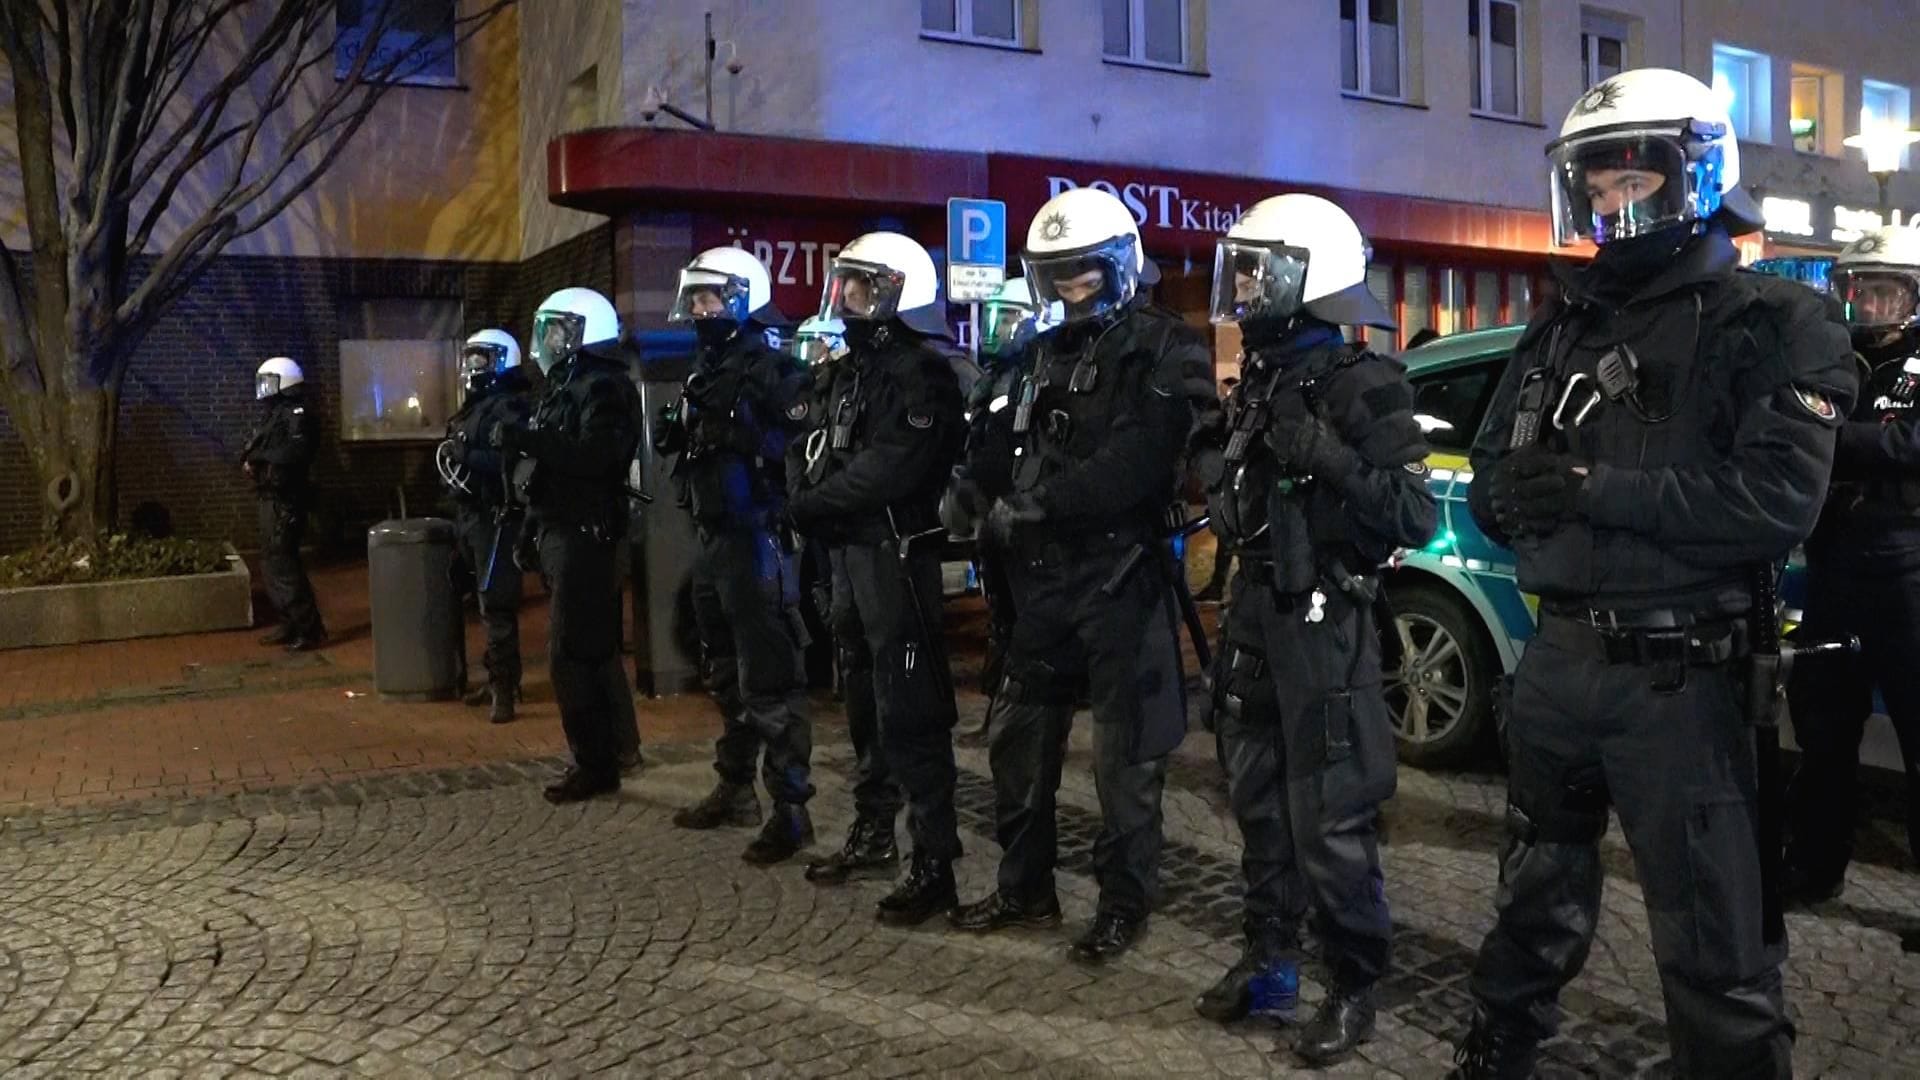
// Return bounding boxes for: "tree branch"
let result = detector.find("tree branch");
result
[116,0,517,335]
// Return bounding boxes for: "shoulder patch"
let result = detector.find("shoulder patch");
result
[906,409,935,430]
[1403,460,1430,476]
[1792,386,1838,421]
[786,401,809,421]
[291,407,305,415]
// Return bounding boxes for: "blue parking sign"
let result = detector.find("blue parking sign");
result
[946,198,1007,302]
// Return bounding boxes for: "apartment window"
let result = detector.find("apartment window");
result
[1712,44,1770,142]
[334,0,459,86]
[1504,271,1532,322]
[1104,0,1187,68]
[1579,10,1627,90]
[923,0,1022,46]
[1340,0,1405,100]
[1473,270,1501,328]
[1862,79,1914,169]
[1468,0,1521,117]
[338,299,462,442]
[1363,264,1397,350]
[1790,64,1841,155]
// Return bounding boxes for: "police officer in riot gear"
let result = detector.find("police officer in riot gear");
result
[1448,70,1856,1079]
[439,329,532,724]
[659,247,817,865]
[945,187,1220,964]
[1197,195,1436,1066]
[789,232,967,923]
[245,356,327,651]
[950,278,1058,740]
[1783,225,1920,904]
[494,287,646,804]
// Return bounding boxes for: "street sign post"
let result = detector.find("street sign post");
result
[947,198,1008,362]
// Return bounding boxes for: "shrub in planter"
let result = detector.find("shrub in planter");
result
[0,533,232,589]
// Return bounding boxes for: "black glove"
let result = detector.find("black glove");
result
[986,492,1047,546]
[1480,454,1532,539]
[1266,393,1360,483]
[1508,450,1587,530]
[939,472,987,538]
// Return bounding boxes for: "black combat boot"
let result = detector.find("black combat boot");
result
[1196,923,1299,1023]
[1067,911,1147,965]
[488,682,515,724]
[742,802,814,865]
[1293,984,1375,1066]
[542,768,619,804]
[259,624,294,647]
[1447,1010,1538,1079]
[875,853,957,926]
[804,817,899,885]
[948,890,1064,932]
[463,683,492,707]
[673,781,761,830]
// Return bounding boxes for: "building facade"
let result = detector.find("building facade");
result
[3,0,1919,553]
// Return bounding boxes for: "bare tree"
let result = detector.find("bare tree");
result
[0,0,513,542]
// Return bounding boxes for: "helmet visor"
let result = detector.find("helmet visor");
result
[255,373,282,400]
[1208,240,1311,325]
[668,267,751,323]
[1022,235,1139,322]
[1548,131,1713,246]
[1833,267,1920,330]
[530,310,586,373]
[820,259,908,322]
[980,299,1036,355]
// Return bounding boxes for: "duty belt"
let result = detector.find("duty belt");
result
[1536,611,1749,668]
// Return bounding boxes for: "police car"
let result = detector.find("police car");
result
[1386,322,1898,771]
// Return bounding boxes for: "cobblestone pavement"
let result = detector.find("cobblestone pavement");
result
[1,701,1917,1079]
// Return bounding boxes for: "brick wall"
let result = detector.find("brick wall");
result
[0,224,614,555]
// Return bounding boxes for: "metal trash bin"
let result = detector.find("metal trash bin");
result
[367,517,466,702]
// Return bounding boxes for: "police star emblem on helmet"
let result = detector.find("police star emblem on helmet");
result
[1573,80,1623,117]
[1039,212,1071,243]
[1850,234,1887,256]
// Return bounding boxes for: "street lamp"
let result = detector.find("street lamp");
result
[1843,126,1920,215]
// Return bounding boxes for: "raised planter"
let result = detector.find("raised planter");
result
[0,549,254,649]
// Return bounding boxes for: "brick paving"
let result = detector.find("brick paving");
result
[0,561,1915,1076]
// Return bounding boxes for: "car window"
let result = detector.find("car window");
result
[1409,357,1505,453]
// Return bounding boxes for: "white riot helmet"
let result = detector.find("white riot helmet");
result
[980,277,1059,358]
[1021,187,1144,323]
[1832,226,1920,334]
[669,246,773,326]
[790,316,847,367]
[530,287,620,374]
[1211,194,1395,330]
[461,329,521,394]
[255,356,304,400]
[820,232,945,336]
[1547,68,1763,247]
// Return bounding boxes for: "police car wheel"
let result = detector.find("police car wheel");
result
[1383,582,1497,769]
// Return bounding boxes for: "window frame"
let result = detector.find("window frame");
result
[1578,9,1628,91]
[336,297,465,444]
[1468,0,1523,120]
[1342,0,1409,103]
[333,0,462,88]
[1712,43,1771,143]
[1861,78,1914,170]
[1103,0,1191,72]
[1408,358,1503,455]
[920,0,1029,51]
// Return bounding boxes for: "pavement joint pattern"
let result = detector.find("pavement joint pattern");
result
[0,716,1913,1077]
